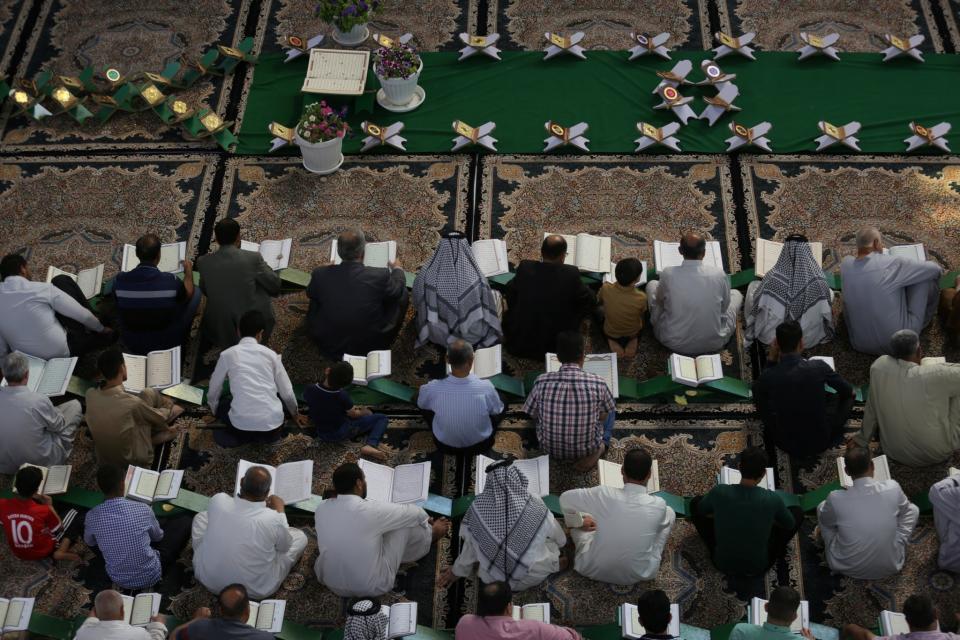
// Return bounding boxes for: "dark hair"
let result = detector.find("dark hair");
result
[614,258,644,287]
[477,581,512,617]
[327,361,355,390]
[844,446,872,478]
[767,586,801,621]
[215,218,241,246]
[96,464,125,495]
[238,310,266,338]
[0,254,27,280]
[14,465,43,497]
[775,320,803,353]
[447,339,474,368]
[679,234,706,259]
[637,589,671,634]
[623,448,653,483]
[903,594,937,629]
[337,230,366,261]
[97,348,125,380]
[332,462,364,495]
[737,446,768,482]
[556,330,584,364]
[541,235,567,261]
[218,584,250,619]
[135,234,162,263]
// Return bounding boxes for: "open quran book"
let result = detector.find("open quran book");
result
[603,260,648,286]
[125,466,183,503]
[343,350,391,385]
[331,239,396,268]
[381,602,418,639]
[18,463,71,495]
[755,239,823,277]
[749,597,809,633]
[121,241,186,273]
[669,353,722,387]
[0,354,77,396]
[654,240,723,271]
[621,602,680,639]
[546,352,619,398]
[241,238,293,270]
[879,611,910,637]
[446,344,502,378]
[0,597,34,632]
[885,243,926,263]
[120,593,160,627]
[511,603,550,622]
[235,459,314,505]
[475,455,550,497]
[544,233,612,273]
[122,346,180,392]
[719,465,775,490]
[46,264,104,299]
[597,458,660,493]
[472,239,509,277]
[358,460,431,504]
[837,454,890,488]
[247,599,286,634]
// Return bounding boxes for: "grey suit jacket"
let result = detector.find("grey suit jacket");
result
[198,244,281,348]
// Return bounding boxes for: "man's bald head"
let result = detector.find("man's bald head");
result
[856,227,883,254]
[679,231,706,260]
[541,235,568,262]
[218,583,251,620]
[239,466,272,501]
[94,589,125,621]
[337,229,366,262]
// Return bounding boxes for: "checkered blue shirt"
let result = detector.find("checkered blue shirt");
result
[523,363,615,459]
[84,497,163,589]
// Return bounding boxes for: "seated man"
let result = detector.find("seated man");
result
[113,233,199,355]
[844,594,958,640]
[85,348,182,467]
[503,234,594,360]
[940,274,960,346]
[314,463,449,597]
[646,231,742,355]
[818,447,918,579]
[744,235,834,348]
[207,310,304,447]
[929,474,960,573]
[691,447,801,577]
[841,227,941,355]
[169,583,274,640]
[440,461,566,591]
[454,581,581,640]
[74,589,167,640]
[193,466,308,600]
[635,590,676,640]
[343,599,392,640]
[306,229,408,359]
[0,466,81,562]
[198,218,281,350]
[0,351,81,473]
[523,331,615,471]
[559,448,675,583]
[753,321,855,458]
[853,329,960,466]
[305,361,389,461]
[0,253,111,359]
[417,339,505,455]
[597,258,647,359]
[729,587,808,640]
[84,465,193,592]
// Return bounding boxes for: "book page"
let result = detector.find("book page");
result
[583,353,617,398]
[675,355,698,383]
[358,460,394,503]
[545,353,561,373]
[275,460,314,505]
[472,240,509,277]
[121,244,138,272]
[77,265,104,299]
[247,602,260,627]
[474,455,494,494]
[545,233,578,266]
[365,350,391,379]
[0,600,7,629]
[654,240,684,271]
[363,242,394,268]
[367,352,380,379]
[5,599,26,631]
[154,470,182,500]
[627,604,644,637]
[240,239,260,252]
[157,242,185,273]
[46,265,77,285]
[255,601,275,630]
[122,355,148,392]
[810,356,836,370]
[704,241,724,271]
[392,462,429,504]
[873,455,891,482]
[522,604,547,622]
[882,612,910,636]
[888,244,926,263]
[135,469,160,499]
[598,459,624,489]
[302,49,369,95]
[647,459,660,493]
[575,234,610,272]
[388,602,417,638]
[35,357,76,396]
[695,354,722,382]
[755,239,782,277]
[43,465,71,495]
[259,239,291,270]
[146,349,173,388]
[472,345,502,378]
[345,355,367,382]
[129,594,155,626]
[514,457,549,497]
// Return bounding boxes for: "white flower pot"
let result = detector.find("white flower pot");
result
[295,131,344,174]
[376,60,423,107]
[332,23,369,46]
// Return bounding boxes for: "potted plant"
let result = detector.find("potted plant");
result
[295,100,349,174]
[373,42,423,107]
[316,0,379,46]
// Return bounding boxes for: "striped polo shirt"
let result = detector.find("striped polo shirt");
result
[113,264,186,331]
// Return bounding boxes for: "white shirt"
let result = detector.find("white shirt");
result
[207,337,298,431]
[929,476,960,572]
[0,276,104,359]
[648,260,737,354]
[73,617,166,640]
[559,484,676,583]
[817,477,919,580]
[314,493,429,596]
[193,494,296,598]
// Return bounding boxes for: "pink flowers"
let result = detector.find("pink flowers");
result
[297,100,350,143]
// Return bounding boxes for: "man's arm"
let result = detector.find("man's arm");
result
[169,608,212,640]
[887,256,942,288]
[573,277,595,316]
[485,383,504,416]
[522,382,540,420]
[33,397,69,435]
[49,286,104,332]
[383,267,406,301]
[273,354,299,417]
[772,498,797,530]
[817,496,839,536]
[206,354,228,415]
[255,254,282,296]
[180,260,194,299]
[823,367,855,398]
[146,511,164,543]
[842,624,876,640]
[852,382,879,447]
[373,502,429,535]
[894,485,920,543]
[558,487,598,516]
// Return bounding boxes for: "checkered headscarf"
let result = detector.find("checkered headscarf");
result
[344,599,388,640]
[753,239,831,321]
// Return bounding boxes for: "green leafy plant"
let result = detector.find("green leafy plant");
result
[315,0,379,31]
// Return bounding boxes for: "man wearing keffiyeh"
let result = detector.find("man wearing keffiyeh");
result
[344,599,389,640]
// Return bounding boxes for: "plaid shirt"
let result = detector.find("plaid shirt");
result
[523,363,615,459]
[84,497,163,589]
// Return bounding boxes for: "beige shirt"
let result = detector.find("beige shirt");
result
[85,386,171,467]
[855,356,960,466]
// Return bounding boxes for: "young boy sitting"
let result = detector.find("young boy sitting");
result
[304,361,390,461]
[0,465,82,562]
[597,258,648,359]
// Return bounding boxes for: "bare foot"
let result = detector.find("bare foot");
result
[360,445,388,461]
[431,517,451,541]
[167,405,185,423]
[623,338,639,359]
[53,549,82,562]
[152,428,179,445]
[606,339,626,359]
[201,415,216,425]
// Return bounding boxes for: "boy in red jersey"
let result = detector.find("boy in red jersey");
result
[0,465,81,561]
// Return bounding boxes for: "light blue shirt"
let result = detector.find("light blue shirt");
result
[730,622,796,640]
[417,374,503,448]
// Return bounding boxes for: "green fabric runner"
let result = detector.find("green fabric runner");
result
[236,49,960,155]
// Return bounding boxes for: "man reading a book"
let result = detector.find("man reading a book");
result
[0,465,81,562]
[558,448,675,583]
[85,349,183,468]
[690,447,801,577]
[454,581,581,640]
[841,227,941,355]
[817,446,918,580]
[502,235,595,360]
[0,351,81,474]
[197,218,282,350]
[74,589,168,640]
[852,329,960,467]
[192,465,308,600]
[168,583,274,639]
[635,590,675,640]
[523,331,615,472]
[729,587,810,640]
[843,594,959,640]
[306,229,408,359]
[645,232,742,355]
[929,473,960,573]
